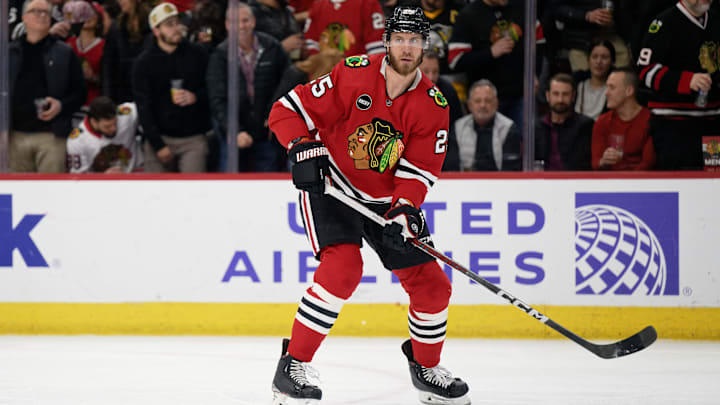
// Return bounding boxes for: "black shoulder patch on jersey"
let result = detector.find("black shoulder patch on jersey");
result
[345,55,371,68]
[427,86,448,108]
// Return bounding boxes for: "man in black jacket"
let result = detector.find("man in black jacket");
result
[132,2,211,172]
[551,0,631,71]
[447,0,544,128]
[206,2,290,172]
[535,73,594,170]
[250,0,303,58]
[9,0,86,172]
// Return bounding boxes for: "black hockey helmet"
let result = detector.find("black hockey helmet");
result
[384,6,431,43]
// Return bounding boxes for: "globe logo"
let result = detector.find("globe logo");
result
[574,204,667,295]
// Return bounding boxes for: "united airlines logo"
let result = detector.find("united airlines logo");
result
[0,195,48,267]
[574,193,679,296]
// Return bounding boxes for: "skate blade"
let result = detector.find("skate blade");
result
[272,387,321,405]
[418,391,471,405]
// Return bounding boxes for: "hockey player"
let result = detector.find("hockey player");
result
[66,96,141,173]
[637,0,720,169]
[268,6,470,405]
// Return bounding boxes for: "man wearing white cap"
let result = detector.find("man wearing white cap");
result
[132,2,212,172]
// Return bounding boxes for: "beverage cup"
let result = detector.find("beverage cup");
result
[34,98,48,118]
[610,134,624,158]
[170,79,184,103]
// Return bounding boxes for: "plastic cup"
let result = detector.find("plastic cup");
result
[610,134,624,158]
[170,79,184,102]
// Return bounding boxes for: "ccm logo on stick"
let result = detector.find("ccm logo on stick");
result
[496,289,549,323]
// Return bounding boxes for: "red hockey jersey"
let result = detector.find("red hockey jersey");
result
[269,54,450,208]
[67,36,105,106]
[303,0,385,57]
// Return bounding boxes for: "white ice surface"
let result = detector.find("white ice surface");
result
[0,336,718,405]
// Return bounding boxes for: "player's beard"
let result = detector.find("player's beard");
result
[388,49,423,76]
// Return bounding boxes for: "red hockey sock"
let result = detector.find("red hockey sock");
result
[393,261,451,368]
[287,244,363,362]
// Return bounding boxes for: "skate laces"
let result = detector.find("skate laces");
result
[289,358,321,387]
[421,365,453,389]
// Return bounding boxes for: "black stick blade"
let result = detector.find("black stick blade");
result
[593,326,658,359]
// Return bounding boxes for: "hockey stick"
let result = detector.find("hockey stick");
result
[323,184,657,359]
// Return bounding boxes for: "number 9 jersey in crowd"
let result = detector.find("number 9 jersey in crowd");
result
[269,53,450,208]
[66,103,141,173]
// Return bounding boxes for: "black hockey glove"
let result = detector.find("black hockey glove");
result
[383,203,432,253]
[288,138,329,194]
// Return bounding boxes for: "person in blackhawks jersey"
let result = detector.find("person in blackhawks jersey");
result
[637,0,720,170]
[268,6,471,405]
[66,96,141,173]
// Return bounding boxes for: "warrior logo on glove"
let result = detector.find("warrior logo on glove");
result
[347,118,405,173]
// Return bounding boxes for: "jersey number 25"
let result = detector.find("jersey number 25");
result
[311,75,334,98]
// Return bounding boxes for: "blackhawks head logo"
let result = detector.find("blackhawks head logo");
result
[320,22,356,54]
[699,41,719,74]
[347,118,405,173]
[92,144,131,172]
[428,86,448,108]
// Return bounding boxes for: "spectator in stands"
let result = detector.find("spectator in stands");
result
[303,0,385,57]
[45,0,72,38]
[447,79,522,171]
[416,0,464,87]
[132,2,211,173]
[11,0,110,40]
[551,0,631,71]
[287,0,312,26]
[9,0,26,40]
[419,51,464,171]
[575,39,615,120]
[535,73,594,170]
[592,68,655,170]
[8,0,86,172]
[66,96,141,173]
[250,0,303,59]
[207,3,290,172]
[272,48,345,102]
[187,0,227,51]
[66,1,106,106]
[103,0,152,103]
[615,0,676,61]
[165,0,194,13]
[637,0,720,170]
[448,0,544,128]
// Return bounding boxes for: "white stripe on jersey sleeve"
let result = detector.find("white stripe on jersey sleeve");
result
[644,64,663,89]
[287,89,317,132]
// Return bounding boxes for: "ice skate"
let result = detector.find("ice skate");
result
[272,338,322,404]
[401,339,471,405]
